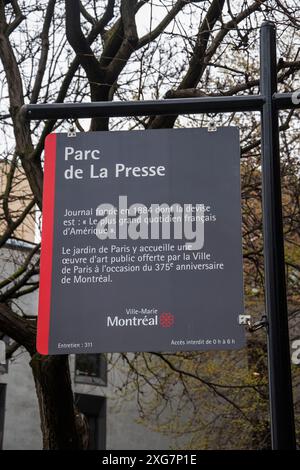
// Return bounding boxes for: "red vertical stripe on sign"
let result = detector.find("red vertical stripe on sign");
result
[37,133,57,355]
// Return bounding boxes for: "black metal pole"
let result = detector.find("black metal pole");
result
[260,22,296,449]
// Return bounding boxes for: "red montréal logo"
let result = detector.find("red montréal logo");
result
[159,312,175,328]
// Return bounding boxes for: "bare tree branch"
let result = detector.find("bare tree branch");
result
[0,302,36,354]
[30,0,56,104]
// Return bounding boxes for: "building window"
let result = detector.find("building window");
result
[75,393,106,450]
[0,335,9,375]
[0,384,6,450]
[75,354,107,386]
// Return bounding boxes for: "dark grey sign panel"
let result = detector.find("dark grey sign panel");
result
[37,127,245,354]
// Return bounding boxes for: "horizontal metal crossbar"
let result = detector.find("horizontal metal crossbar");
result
[21,92,299,121]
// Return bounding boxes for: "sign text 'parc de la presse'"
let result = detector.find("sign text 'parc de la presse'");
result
[37,128,245,355]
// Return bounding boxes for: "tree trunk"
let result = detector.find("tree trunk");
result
[30,353,86,449]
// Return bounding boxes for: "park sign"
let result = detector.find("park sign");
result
[37,127,245,355]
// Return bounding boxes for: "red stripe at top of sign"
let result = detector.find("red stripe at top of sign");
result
[37,133,57,355]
